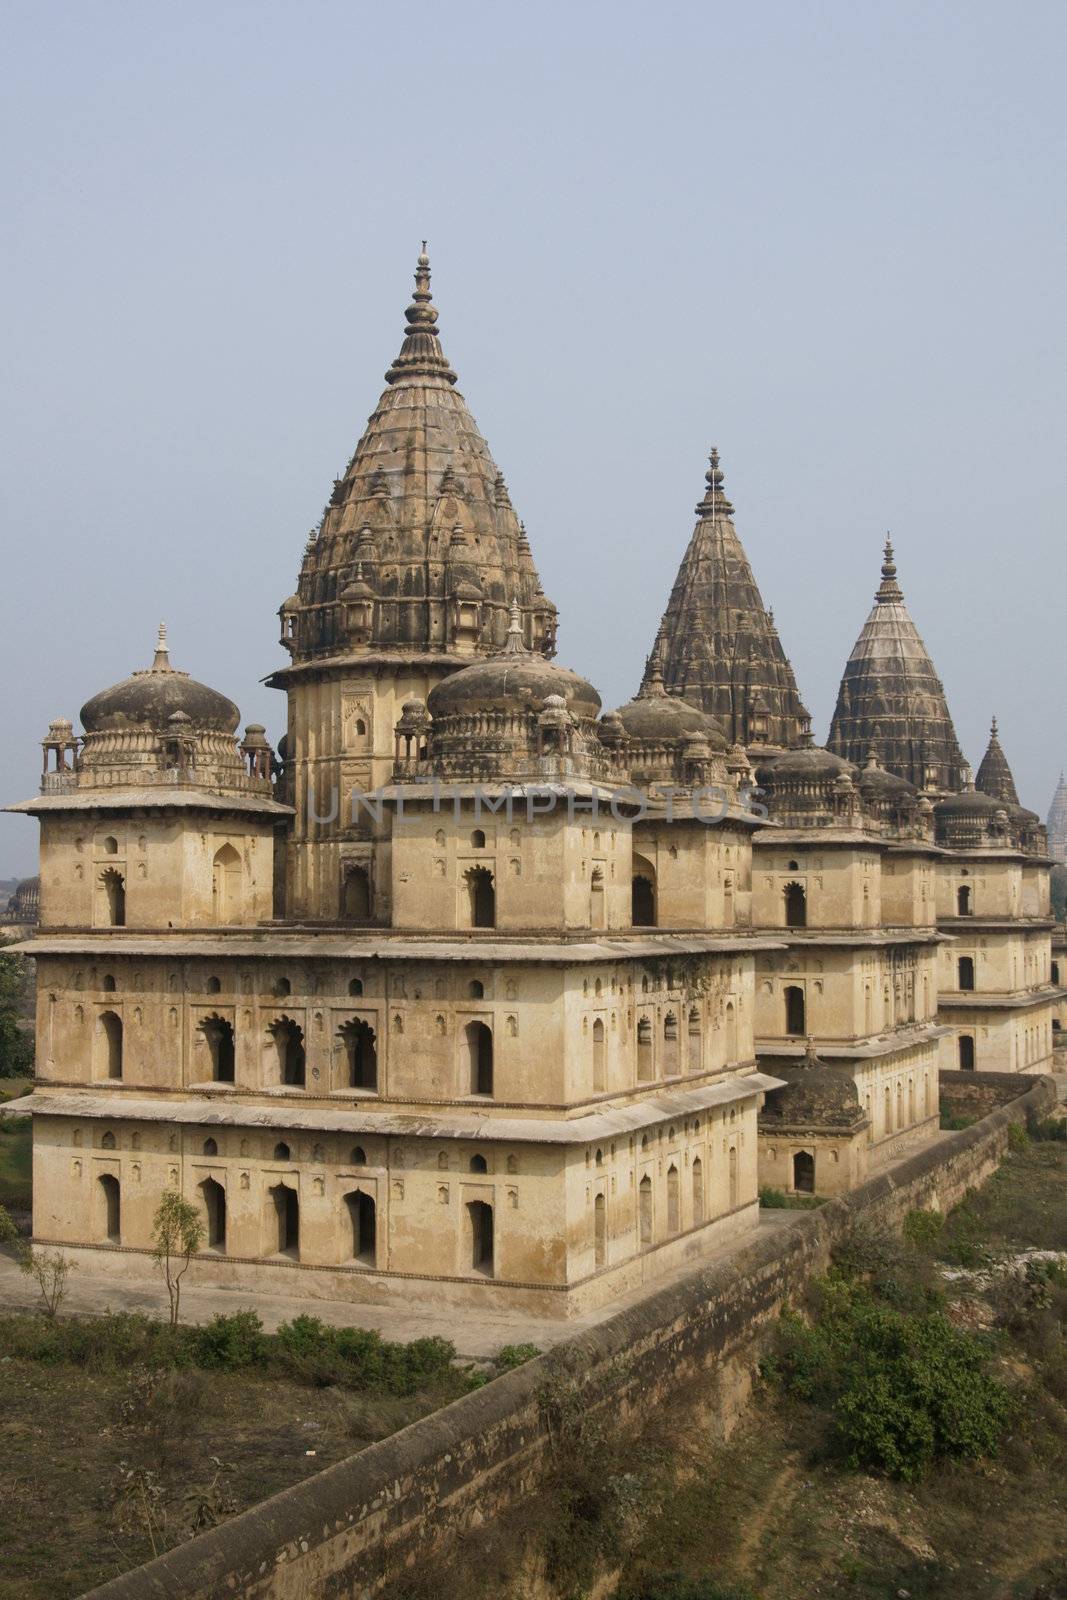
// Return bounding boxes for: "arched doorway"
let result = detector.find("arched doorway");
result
[200,1178,226,1250]
[343,867,371,921]
[638,1174,653,1245]
[267,1018,305,1086]
[268,1183,299,1256]
[590,868,605,930]
[466,867,496,929]
[466,1200,494,1276]
[101,869,126,927]
[99,1010,123,1079]
[728,1145,739,1208]
[958,956,975,992]
[785,985,806,1036]
[957,884,972,916]
[725,1001,738,1061]
[199,1015,235,1082]
[631,856,657,927]
[465,1021,494,1096]
[784,882,807,928]
[792,1150,815,1194]
[636,1018,653,1081]
[958,1034,976,1070]
[592,1018,606,1092]
[212,844,242,922]
[687,1007,702,1072]
[594,1191,606,1267]
[662,1013,679,1075]
[692,1157,704,1223]
[345,1190,376,1265]
[666,1164,680,1234]
[339,1019,377,1090]
[98,1173,121,1242]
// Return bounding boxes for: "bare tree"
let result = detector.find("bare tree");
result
[0,1201,75,1317]
[151,1190,204,1328]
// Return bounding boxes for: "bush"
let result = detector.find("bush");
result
[759,1186,788,1208]
[495,1342,541,1370]
[1032,1116,1067,1143]
[765,1277,1014,1480]
[195,1309,268,1370]
[1007,1121,1029,1152]
[902,1208,944,1253]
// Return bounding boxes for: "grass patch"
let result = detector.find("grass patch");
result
[0,1309,479,1599]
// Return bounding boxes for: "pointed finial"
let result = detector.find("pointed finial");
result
[502,598,528,656]
[696,445,734,517]
[875,534,903,602]
[990,714,998,738]
[151,623,172,673]
[639,626,668,697]
[385,244,457,386]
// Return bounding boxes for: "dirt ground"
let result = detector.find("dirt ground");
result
[0,1359,465,1600]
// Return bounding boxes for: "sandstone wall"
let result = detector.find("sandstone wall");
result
[84,1074,1057,1600]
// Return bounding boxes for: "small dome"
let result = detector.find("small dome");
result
[80,627,240,735]
[764,746,855,781]
[761,1046,867,1131]
[428,639,601,721]
[935,786,1003,818]
[858,756,915,798]
[610,690,727,749]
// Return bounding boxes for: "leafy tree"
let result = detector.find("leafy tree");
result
[151,1190,204,1328]
[0,951,33,1078]
[1051,864,1067,923]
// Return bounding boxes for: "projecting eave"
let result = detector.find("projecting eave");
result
[265,650,476,689]
[761,928,948,948]
[0,1073,785,1144]
[6,792,293,819]
[756,1022,951,1062]
[938,916,1057,933]
[753,828,934,852]
[938,988,1065,1012]
[14,931,789,963]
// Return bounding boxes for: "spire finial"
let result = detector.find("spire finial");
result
[876,533,903,602]
[696,445,734,517]
[151,622,172,673]
[385,244,457,386]
[502,598,529,656]
[990,714,998,738]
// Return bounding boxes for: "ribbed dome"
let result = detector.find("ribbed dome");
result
[857,754,916,798]
[935,785,1003,818]
[80,628,240,735]
[766,745,854,780]
[611,688,727,748]
[828,539,965,792]
[427,610,601,720]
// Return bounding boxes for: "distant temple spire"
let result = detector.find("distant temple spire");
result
[647,445,807,748]
[975,715,1021,808]
[384,243,458,386]
[827,538,965,792]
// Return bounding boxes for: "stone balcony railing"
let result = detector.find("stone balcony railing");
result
[40,766,274,798]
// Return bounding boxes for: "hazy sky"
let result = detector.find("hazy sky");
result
[2,0,1065,875]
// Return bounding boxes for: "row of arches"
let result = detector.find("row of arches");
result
[92,1174,497,1276]
[95,845,246,928]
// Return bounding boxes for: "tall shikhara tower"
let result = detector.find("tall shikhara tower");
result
[827,538,966,793]
[649,449,807,751]
[267,248,559,918]
[1048,772,1067,864]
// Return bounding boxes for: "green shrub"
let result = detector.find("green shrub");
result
[1032,1116,1067,1143]
[902,1208,944,1253]
[766,1277,1014,1480]
[195,1309,267,1369]
[1007,1121,1029,1152]
[495,1342,541,1369]
[759,1186,788,1208]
